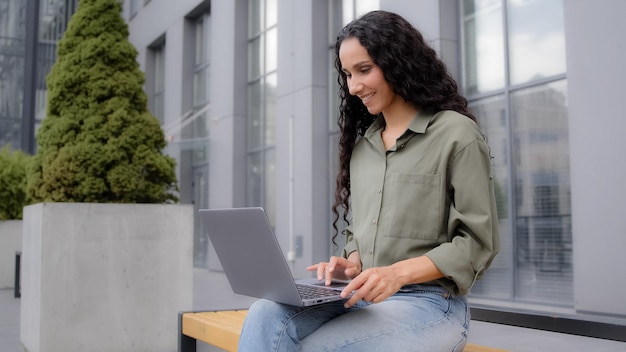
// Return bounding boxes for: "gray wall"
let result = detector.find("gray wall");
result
[564,0,626,316]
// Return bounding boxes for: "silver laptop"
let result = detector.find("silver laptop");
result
[200,207,349,307]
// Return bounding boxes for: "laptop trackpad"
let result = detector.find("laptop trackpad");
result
[296,277,350,291]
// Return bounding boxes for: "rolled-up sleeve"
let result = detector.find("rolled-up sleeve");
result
[342,226,359,258]
[425,137,500,295]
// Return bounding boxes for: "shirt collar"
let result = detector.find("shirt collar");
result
[364,110,434,141]
[407,110,434,134]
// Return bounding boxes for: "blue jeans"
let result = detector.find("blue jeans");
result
[238,284,469,352]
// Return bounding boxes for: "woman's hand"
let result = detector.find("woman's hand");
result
[339,266,404,308]
[306,252,362,286]
[340,256,444,308]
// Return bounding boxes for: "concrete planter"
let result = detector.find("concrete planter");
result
[0,220,22,289]
[20,202,193,352]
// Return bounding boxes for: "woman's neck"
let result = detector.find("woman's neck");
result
[381,102,417,150]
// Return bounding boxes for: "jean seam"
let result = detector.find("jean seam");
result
[274,303,346,351]
[272,305,310,350]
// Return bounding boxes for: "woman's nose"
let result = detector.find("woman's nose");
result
[348,78,361,96]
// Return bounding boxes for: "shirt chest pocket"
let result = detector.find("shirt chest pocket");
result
[382,173,441,240]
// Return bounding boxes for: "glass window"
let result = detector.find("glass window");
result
[462,0,572,309]
[187,14,209,140]
[507,0,566,85]
[340,0,379,26]
[247,80,262,149]
[247,152,263,207]
[264,148,276,221]
[469,95,513,299]
[247,147,275,227]
[190,14,210,160]
[462,0,505,95]
[247,0,277,220]
[265,73,277,145]
[248,0,263,36]
[511,80,572,303]
[194,17,206,64]
[266,0,277,27]
[192,167,209,267]
[266,27,278,73]
[180,10,211,268]
[248,36,262,80]
[148,42,165,124]
[192,70,206,107]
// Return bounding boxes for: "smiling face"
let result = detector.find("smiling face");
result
[339,37,399,116]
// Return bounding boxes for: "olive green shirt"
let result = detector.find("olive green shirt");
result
[342,110,500,296]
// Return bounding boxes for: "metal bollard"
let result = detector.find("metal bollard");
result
[14,251,21,298]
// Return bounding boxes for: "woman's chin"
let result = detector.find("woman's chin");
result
[365,105,380,115]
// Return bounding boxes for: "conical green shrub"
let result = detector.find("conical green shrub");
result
[28,0,178,203]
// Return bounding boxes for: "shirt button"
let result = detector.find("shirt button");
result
[369,249,373,255]
[377,188,382,193]
[372,219,377,225]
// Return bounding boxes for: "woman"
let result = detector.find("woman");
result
[239,10,499,351]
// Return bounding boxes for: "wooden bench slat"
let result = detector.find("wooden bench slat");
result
[193,311,247,328]
[182,311,246,352]
[463,343,509,352]
[180,310,509,352]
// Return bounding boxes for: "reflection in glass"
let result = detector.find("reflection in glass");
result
[511,79,572,305]
[191,113,208,164]
[341,0,379,26]
[193,69,206,107]
[154,45,165,90]
[152,45,165,124]
[462,0,505,95]
[247,152,263,208]
[247,80,262,149]
[266,0,277,27]
[194,17,205,64]
[470,95,513,299]
[247,0,277,224]
[507,0,566,85]
[264,148,276,222]
[265,73,277,145]
[193,167,209,267]
[266,27,277,73]
[354,0,379,21]
[328,51,340,131]
[189,13,210,165]
[0,33,25,148]
[248,36,262,80]
[248,0,263,36]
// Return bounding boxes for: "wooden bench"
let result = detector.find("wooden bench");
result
[178,310,510,352]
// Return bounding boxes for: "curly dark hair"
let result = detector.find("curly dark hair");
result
[331,10,476,243]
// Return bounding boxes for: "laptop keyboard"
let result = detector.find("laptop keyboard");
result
[296,284,342,300]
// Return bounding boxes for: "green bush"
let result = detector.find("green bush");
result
[0,146,31,220]
[28,0,178,203]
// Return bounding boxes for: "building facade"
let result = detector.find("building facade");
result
[5,0,626,334]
